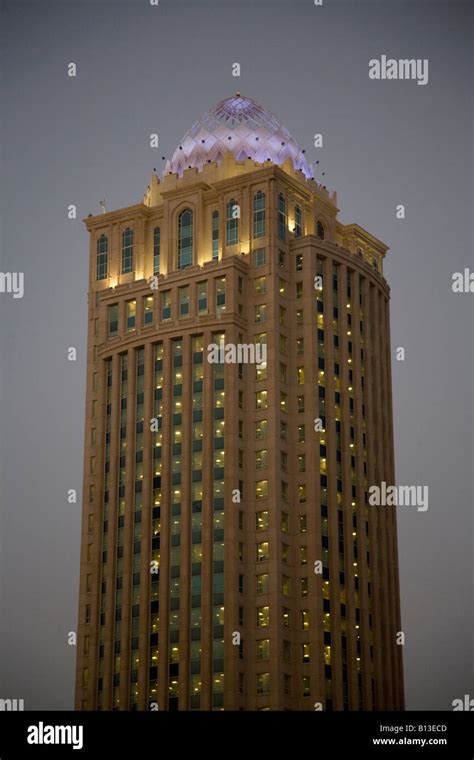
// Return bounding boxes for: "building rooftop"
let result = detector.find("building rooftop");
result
[165,93,313,179]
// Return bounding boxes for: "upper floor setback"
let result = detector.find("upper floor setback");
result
[84,161,388,294]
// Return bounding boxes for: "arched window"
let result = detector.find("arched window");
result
[178,209,193,269]
[226,199,239,246]
[253,191,266,239]
[212,211,219,261]
[153,227,160,275]
[96,234,108,280]
[121,227,133,273]
[316,220,325,240]
[278,193,286,241]
[295,204,302,238]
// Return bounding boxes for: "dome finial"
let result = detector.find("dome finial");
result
[235,91,241,97]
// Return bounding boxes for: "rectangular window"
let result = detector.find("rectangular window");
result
[143,295,153,325]
[253,248,266,267]
[255,419,268,439]
[126,300,136,332]
[255,391,268,410]
[254,304,267,324]
[282,576,290,596]
[295,205,303,238]
[255,450,268,470]
[161,290,171,321]
[153,227,160,274]
[278,193,286,240]
[256,510,269,530]
[280,421,288,440]
[282,608,290,627]
[255,480,268,500]
[256,606,270,627]
[215,277,226,316]
[256,542,269,562]
[297,338,304,356]
[302,676,310,697]
[179,285,190,317]
[256,639,270,660]
[281,512,289,533]
[256,574,269,595]
[212,211,219,260]
[301,610,310,630]
[197,281,207,314]
[253,191,266,239]
[300,546,308,565]
[297,367,305,385]
[300,578,309,597]
[108,304,118,337]
[257,672,270,695]
[296,309,304,326]
[296,281,303,299]
[296,253,303,270]
[254,276,266,295]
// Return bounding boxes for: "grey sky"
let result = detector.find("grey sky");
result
[0,0,472,710]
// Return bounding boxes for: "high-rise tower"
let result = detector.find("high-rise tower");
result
[75,94,404,711]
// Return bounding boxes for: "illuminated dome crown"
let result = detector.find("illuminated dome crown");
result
[165,93,312,179]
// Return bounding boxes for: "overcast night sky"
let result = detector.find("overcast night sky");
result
[0,0,472,710]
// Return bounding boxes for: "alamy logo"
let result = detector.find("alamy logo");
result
[368,482,429,512]
[27,722,84,750]
[207,340,267,365]
[452,694,474,710]
[0,272,24,299]
[369,55,429,86]
[0,698,24,711]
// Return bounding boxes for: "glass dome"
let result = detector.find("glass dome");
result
[165,94,312,179]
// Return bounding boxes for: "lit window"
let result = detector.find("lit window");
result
[297,338,304,355]
[255,391,268,410]
[255,304,267,323]
[256,606,270,627]
[125,300,136,331]
[143,295,153,325]
[297,367,305,385]
[256,510,269,530]
[254,276,266,295]
[298,484,307,503]
[255,420,268,439]
[255,451,268,470]
[301,610,310,630]
[215,277,226,316]
[256,574,269,595]
[300,578,308,597]
[300,546,308,565]
[256,480,268,500]
[256,541,269,562]
[282,608,290,627]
